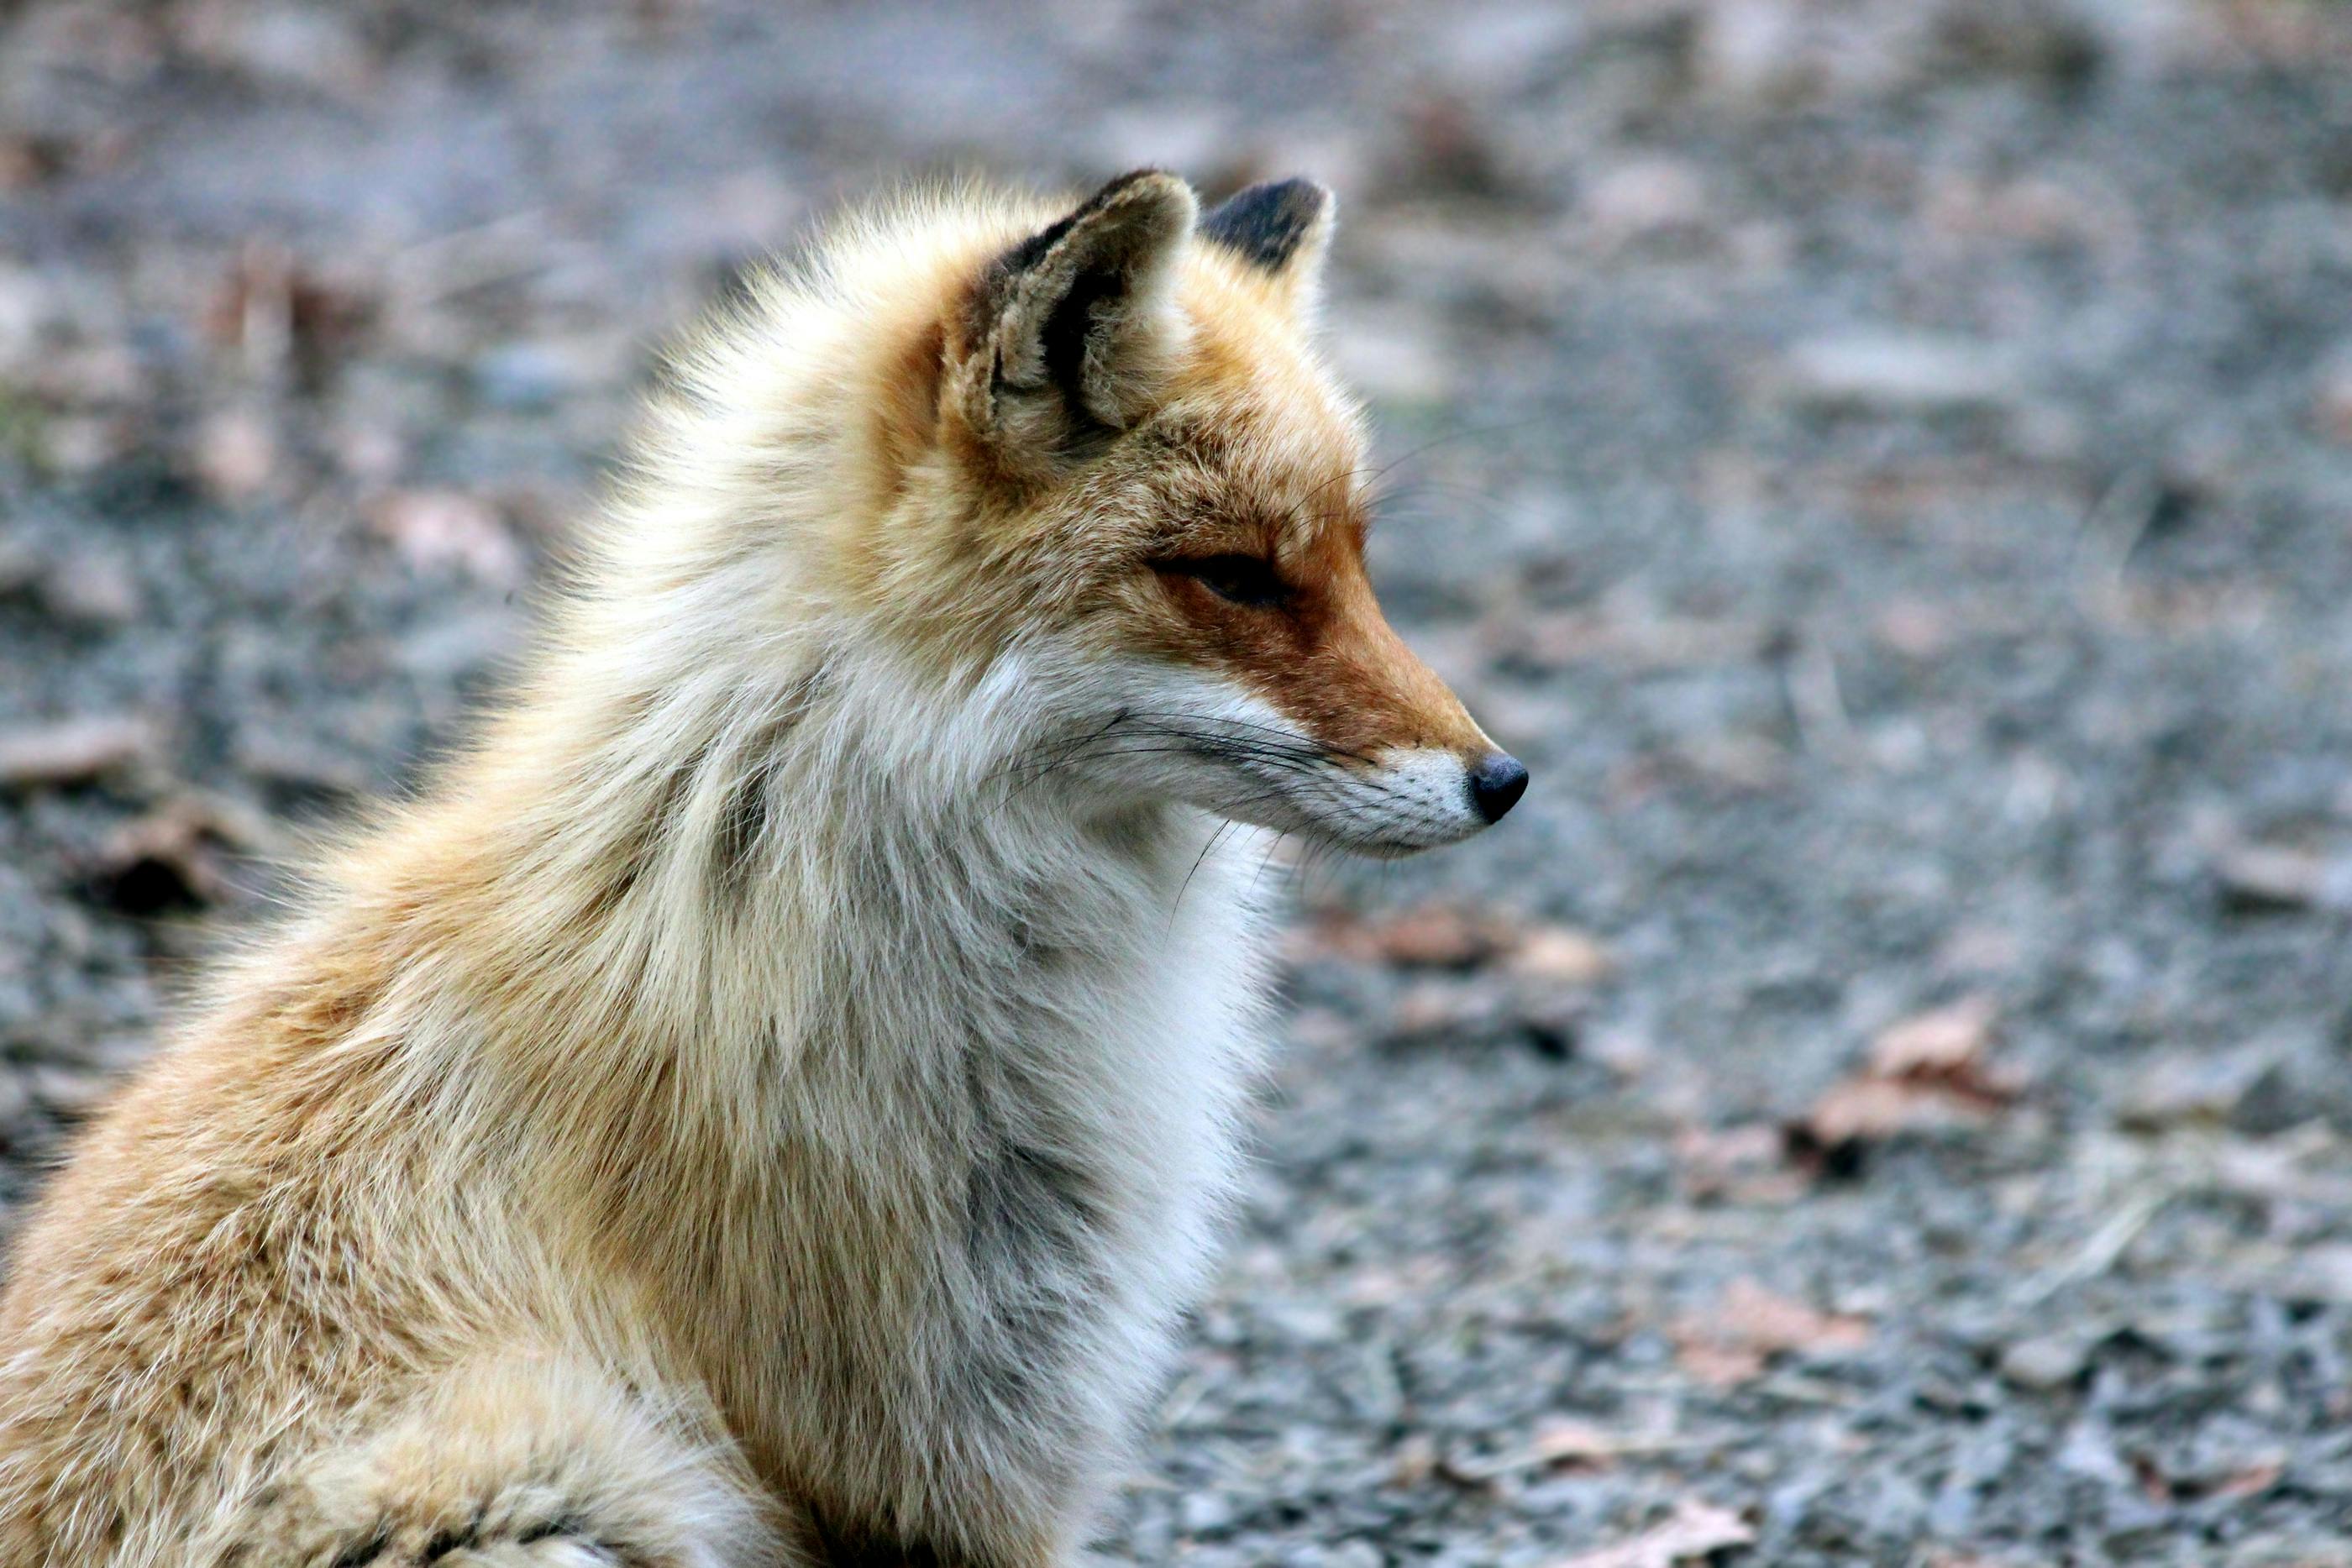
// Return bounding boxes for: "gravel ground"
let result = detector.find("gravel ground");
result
[7,3,2352,1563]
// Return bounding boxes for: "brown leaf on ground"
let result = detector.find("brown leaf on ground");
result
[1296,903,1613,983]
[0,715,159,789]
[1548,1499,1755,1568]
[1388,976,1506,1038]
[190,406,279,501]
[91,794,280,914]
[1671,1277,1871,1387]
[1299,903,1507,968]
[2210,1455,2285,1500]
[1673,1122,1807,1204]
[1869,995,1998,1080]
[370,489,528,586]
[204,243,377,372]
[1667,1339,1768,1389]
[1440,1417,1684,1484]
[2116,1043,2277,1131]
[2213,841,2352,914]
[1525,1418,1631,1471]
[1387,1431,1440,1488]
[1505,924,1616,987]
[1718,1277,1872,1353]
[1790,997,2023,1163]
[1801,1076,1986,1149]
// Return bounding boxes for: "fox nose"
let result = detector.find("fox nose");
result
[1466,752,1529,824]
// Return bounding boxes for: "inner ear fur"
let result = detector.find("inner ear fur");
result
[956,170,1197,478]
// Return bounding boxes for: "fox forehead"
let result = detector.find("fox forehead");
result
[1127,408,1365,554]
[1114,281,1368,552]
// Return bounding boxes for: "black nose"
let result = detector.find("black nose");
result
[1467,752,1529,824]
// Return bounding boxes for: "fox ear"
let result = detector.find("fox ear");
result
[1199,178,1334,313]
[956,170,1196,476]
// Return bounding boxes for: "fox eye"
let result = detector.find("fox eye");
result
[1151,553,1290,609]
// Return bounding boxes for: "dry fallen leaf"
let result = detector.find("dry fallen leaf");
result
[1548,1498,1755,1568]
[92,794,281,914]
[371,489,528,586]
[1298,904,1613,983]
[0,715,158,789]
[1525,1418,1629,1470]
[1869,995,1997,1080]
[1801,1076,1987,1148]
[1388,1431,1440,1487]
[2116,1043,2277,1131]
[190,406,278,501]
[1675,1121,1781,1168]
[1672,1337,1767,1388]
[1717,1277,1872,1354]
[1307,907,1505,968]
[1441,1418,1652,1484]
[1673,1122,1806,1204]
[1672,1277,1871,1387]
[2211,1455,2285,1500]
[2213,841,2352,913]
[1790,996,2023,1162]
[205,242,376,370]
[1506,924,1615,987]
[1388,976,1500,1037]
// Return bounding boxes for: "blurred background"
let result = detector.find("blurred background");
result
[5,2,2352,1563]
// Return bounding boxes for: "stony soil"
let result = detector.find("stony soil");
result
[6,3,2352,1563]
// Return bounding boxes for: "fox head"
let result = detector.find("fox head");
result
[783,170,1526,855]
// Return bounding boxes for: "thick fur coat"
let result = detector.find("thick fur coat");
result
[0,171,1520,1566]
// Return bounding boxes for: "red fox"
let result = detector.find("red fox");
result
[0,170,1525,1566]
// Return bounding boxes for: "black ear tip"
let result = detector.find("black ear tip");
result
[1199,177,1332,272]
[1259,176,1331,207]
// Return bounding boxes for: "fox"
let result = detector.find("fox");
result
[0,170,1525,1566]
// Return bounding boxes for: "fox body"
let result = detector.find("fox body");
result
[0,172,1522,1565]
